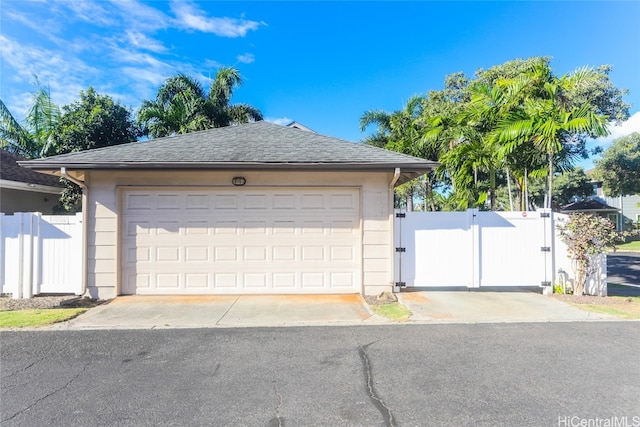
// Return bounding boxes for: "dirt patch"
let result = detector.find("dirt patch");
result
[552,294,640,318]
[0,296,106,311]
[551,294,637,306]
[364,292,398,307]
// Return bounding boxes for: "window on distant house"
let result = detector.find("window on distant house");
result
[607,214,618,228]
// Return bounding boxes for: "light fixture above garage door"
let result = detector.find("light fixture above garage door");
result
[232,177,246,186]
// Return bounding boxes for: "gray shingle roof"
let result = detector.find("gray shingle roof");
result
[561,199,619,213]
[19,121,437,183]
[1,149,64,188]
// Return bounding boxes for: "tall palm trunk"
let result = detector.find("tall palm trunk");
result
[546,154,554,209]
[489,168,496,211]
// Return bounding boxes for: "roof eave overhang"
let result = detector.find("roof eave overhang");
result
[0,179,63,194]
[560,208,619,213]
[19,161,438,186]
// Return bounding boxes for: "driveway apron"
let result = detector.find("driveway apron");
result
[45,289,619,330]
[396,287,616,323]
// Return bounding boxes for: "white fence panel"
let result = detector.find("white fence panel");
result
[395,209,555,289]
[39,215,83,294]
[476,212,552,287]
[554,213,607,296]
[395,211,475,287]
[1,212,83,297]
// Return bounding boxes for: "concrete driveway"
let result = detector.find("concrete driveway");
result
[396,287,615,323]
[47,287,616,330]
[57,295,381,330]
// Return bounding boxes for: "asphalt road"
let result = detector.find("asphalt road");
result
[608,252,640,296]
[2,323,639,427]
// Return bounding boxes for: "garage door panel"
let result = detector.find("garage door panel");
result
[214,273,238,288]
[121,188,361,295]
[273,273,296,288]
[214,246,238,261]
[331,272,355,287]
[157,194,180,209]
[273,246,296,261]
[215,195,238,209]
[186,194,209,209]
[156,273,180,288]
[185,247,209,262]
[185,274,208,288]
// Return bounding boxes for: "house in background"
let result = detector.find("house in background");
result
[590,177,640,231]
[0,149,64,214]
[560,199,620,225]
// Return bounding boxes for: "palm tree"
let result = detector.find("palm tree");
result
[492,61,609,208]
[138,67,263,138]
[0,85,60,158]
[360,96,430,210]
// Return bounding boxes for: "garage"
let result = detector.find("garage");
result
[121,187,361,294]
[20,121,437,299]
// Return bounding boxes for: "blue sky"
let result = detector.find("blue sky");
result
[1,1,639,169]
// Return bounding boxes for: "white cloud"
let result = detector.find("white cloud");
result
[121,67,168,87]
[64,0,119,27]
[203,59,223,69]
[5,10,64,35]
[237,53,255,64]
[1,0,267,123]
[0,35,97,105]
[109,0,173,32]
[170,1,261,37]
[125,31,168,53]
[592,112,640,147]
[267,117,294,126]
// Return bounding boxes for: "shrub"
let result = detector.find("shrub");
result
[557,213,634,295]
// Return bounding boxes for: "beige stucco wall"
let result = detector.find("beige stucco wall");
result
[84,170,395,299]
[1,188,61,214]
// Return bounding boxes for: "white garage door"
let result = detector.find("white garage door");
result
[120,187,361,295]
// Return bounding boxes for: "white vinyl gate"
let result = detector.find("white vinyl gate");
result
[1,212,83,297]
[394,209,555,288]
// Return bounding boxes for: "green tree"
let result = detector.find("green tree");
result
[50,88,140,210]
[489,60,610,208]
[360,57,628,211]
[138,67,263,138]
[0,84,60,158]
[594,132,640,197]
[525,167,594,209]
[360,96,431,210]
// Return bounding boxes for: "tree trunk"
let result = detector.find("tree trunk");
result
[489,168,496,211]
[406,190,414,212]
[425,176,436,212]
[547,154,554,209]
[506,168,514,212]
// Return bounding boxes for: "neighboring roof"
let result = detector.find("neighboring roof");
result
[560,199,619,213]
[0,149,64,190]
[19,121,438,185]
[286,121,316,133]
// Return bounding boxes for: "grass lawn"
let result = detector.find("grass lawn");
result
[370,302,412,322]
[616,240,640,251]
[0,308,87,328]
[569,296,640,320]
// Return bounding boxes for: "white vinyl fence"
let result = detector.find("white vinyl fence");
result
[395,209,607,295]
[0,210,607,299]
[1,212,83,298]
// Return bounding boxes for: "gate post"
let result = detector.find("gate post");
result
[469,209,480,288]
[393,210,406,292]
[541,208,554,295]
